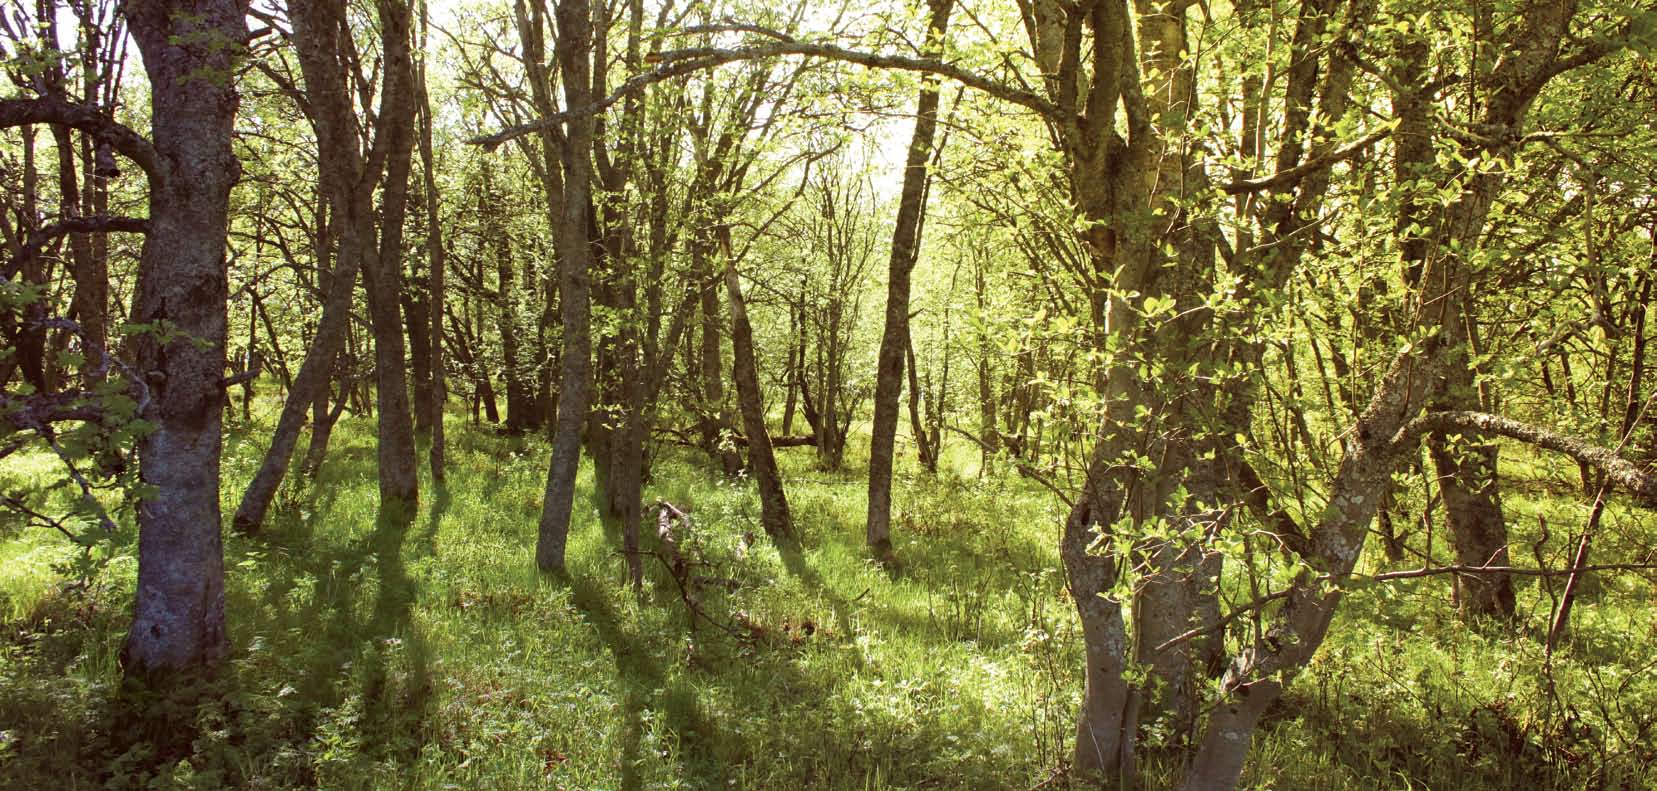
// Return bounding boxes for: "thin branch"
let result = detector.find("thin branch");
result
[946,424,1073,506]
[470,36,1055,149]
[0,492,80,543]
[1367,562,1657,582]
[1219,127,1391,195]
[37,430,118,533]
[3,215,148,280]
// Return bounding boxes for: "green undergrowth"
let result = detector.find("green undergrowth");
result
[1,412,1653,790]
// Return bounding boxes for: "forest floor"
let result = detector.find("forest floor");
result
[2,411,1655,790]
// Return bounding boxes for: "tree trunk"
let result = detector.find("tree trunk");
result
[235,0,401,532]
[1062,486,1134,783]
[841,67,949,488]
[300,367,349,477]
[494,207,534,433]
[417,8,447,482]
[362,0,421,517]
[725,260,793,540]
[119,0,245,677]
[904,336,937,473]
[535,0,597,574]
[1429,417,1516,618]
[695,244,742,475]
[404,269,434,432]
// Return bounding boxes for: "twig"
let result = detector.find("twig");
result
[1,492,81,544]
[946,425,1073,505]
[38,430,118,533]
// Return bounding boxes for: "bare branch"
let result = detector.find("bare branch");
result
[1397,411,1657,505]
[1219,127,1391,195]
[1367,562,1657,582]
[470,37,1055,149]
[3,215,148,280]
[0,97,160,180]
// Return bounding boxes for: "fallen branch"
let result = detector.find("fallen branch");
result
[946,424,1073,505]
[650,501,749,641]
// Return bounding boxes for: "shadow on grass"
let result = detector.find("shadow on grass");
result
[195,482,437,787]
[554,569,732,791]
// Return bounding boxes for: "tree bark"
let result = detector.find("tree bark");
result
[491,181,535,433]
[417,3,447,482]
[535,0,597,573]
[118,0,246,677]
[234,0,400,532]
[300,366,349,477]
[360,0,421,517]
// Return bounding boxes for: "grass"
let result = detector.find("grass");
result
[1,410,1654,790]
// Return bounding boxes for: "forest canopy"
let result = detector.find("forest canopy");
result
[3,0,1657,788]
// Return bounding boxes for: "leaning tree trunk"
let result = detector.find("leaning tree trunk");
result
[235,0,395,532]
[725,259,793,540]
[119,0,246,677]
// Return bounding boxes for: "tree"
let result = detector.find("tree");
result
[533,0,597,574]
[121,0,246,676]
[866,0,954,562]
[236,0,421,530]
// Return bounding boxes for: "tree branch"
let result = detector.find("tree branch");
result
[3,215,149,280]
[470,37,1055,149]
[1397,410,1657,505]
[0,97,160,180]
[1220,127,1391,195]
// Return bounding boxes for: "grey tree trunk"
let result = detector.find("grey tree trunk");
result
[235,0,403,532]
[119,0,246,677]
[362,0,421,516]
[535,0,597,573]
[1430,417,1517,617]
[1061,479,1134,783]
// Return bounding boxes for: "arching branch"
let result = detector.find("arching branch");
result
[469,35,1056,149]
[1219,127,1392,195]
[3,215,149,280]
[0,97,160,180]
[1396,410,1657,504]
